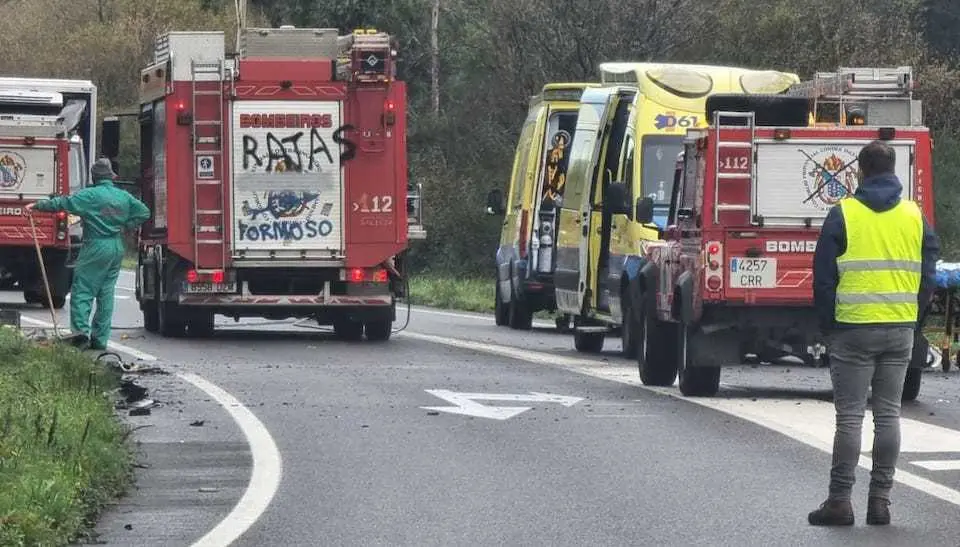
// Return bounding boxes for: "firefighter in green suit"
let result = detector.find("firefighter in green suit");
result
[27,158,151,350]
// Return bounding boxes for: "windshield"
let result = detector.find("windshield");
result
[68,139,86,193]
[641,134,684,206]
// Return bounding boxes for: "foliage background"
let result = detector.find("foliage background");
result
[2,0,958,271]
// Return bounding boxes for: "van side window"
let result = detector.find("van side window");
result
[592,95,632,208]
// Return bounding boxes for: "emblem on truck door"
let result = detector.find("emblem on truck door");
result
[800,146,859,211]
[766,240,817,253]
[0,151,26,189]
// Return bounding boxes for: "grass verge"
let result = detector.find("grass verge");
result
[406,274,555,319]
[0,328,132,546]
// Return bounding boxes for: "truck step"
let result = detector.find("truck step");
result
[195,209,223,215]
[194,120,222,125]
[196,180,222,186]
[193,91,223,97]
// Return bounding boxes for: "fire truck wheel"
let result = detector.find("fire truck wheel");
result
[23,290,42,305]
[901,367,922,402]
[508,298,534,330]
[365,320,392,342]
[494,284,509,327]
[334,319,364,341]
[158,303,186,337]
[185,313,215,338]
[142,301,160,333]
[620,298,641,359]
[677,324,721,397]
[639,314,679,387]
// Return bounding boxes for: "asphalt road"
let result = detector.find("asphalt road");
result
[6,272,960,546]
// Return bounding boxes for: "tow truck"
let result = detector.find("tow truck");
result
[637,67,933,399]
[0,77,96,308]
[102,26,423,340]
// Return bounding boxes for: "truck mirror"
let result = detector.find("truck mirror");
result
[677,207,695,220]
[100,116,120,161]
[486,189,505,215]
[635,196,655,224]
[604,182,630,215]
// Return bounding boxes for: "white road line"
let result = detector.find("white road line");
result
[399,330,960,508]
[18,315,282,547]
[181,373,283,547]
[410,306,555,328]
[913,460,960,471]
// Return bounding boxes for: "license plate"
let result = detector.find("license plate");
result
[184,282,237,294]
[729,257,777,288]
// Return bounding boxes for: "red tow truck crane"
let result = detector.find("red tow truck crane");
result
[636,67,933,399]
[101,26,424,341]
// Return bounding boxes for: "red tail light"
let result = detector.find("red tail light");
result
[186,269,199,283]
[385,100,395,111]
[56,211,67,220]
[707,276,722,291]
[211,270,224,283]
[348,268,365,283]
[372,269,389,283]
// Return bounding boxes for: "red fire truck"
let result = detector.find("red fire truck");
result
[636,67,933,399]
[0,77,97,308]
[101,27,423,341]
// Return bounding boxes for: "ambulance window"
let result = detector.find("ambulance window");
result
[540,111,577,202]
[510,117,536,209]
[641,135,683,207]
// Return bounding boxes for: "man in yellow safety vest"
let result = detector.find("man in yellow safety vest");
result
[808,140,939,526]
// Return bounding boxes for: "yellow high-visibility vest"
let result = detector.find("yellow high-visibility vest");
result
[835,197,924,324]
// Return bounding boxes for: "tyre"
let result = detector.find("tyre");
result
[620,293,641,358]
[158,302,186,337]
[639,308,679,387]
[49,295,66,310]
[676,323,721,397]
[142,302,159,333]
[494,283,509,326]
[334,319,364,341]
[574,325,605,353]
[365,319,393,341]
[23,290,42,305]
[508,296,533,330]
[902,367,922,402]
[185,313,215,338]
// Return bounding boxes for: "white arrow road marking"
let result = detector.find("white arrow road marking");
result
[422,389,583,420]
[401,331,960,507]
[913,460,960,471]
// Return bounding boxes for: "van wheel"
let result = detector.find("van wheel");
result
[677,323,721,396]
[574,323,605,353]
[494,283,509,326]
[902,367,922,402]
[640,311,679,387]
[508,297,533,330]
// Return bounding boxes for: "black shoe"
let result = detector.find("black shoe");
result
[866,497,891,525]
[808,499,854,526]
[68,334,90,348]
[90,343,107,351]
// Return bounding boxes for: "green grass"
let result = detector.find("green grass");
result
[0,328,132,546]
[408,275,495,313]
[406,275,555,319]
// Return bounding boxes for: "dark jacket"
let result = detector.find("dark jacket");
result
[813,173,939,331]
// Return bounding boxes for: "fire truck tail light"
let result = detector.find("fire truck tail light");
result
[186,269,199,283]
[383,99,397,126]
[176,101,186,111]
[55,211,67,221]
[709,260,719,270]
[385,100,395,111]
[211,270,225,284]
[348,268,365,283]
[706,275,722,291]
[707,243,720,254]
[372,269,389,283]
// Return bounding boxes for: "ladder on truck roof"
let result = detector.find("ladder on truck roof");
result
[711,111,757,225]
[0,113,65,138]
[190,59,227,272]
[784,66,915,125]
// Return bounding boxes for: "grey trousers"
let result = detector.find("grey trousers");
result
[826,326,913,501]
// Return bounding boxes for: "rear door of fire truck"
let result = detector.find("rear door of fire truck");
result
[230,101,345,260]
[555,86,634,316]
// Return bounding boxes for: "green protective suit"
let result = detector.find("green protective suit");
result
[34,178,150,349]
